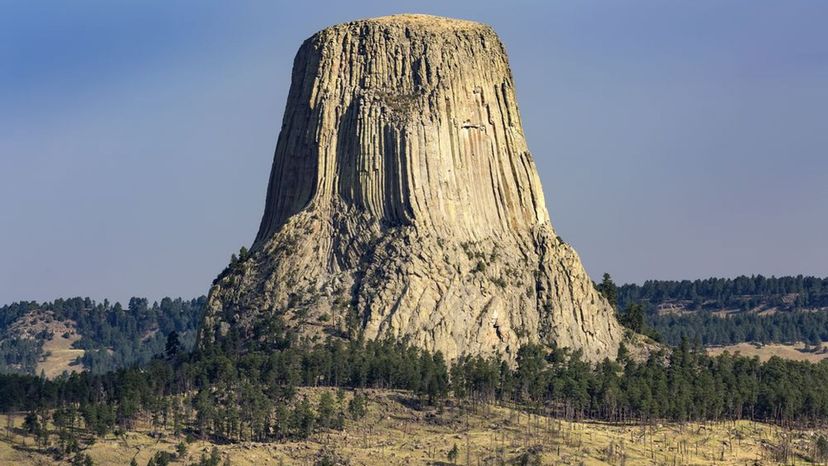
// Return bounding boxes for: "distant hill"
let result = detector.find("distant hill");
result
[618,275,828,346]
[0,296,205,376]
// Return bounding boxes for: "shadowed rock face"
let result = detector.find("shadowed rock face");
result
[201,14,623,362]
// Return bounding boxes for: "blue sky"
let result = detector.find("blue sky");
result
[2,1,827,305]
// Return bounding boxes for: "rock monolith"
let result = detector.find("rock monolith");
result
[201,14,623,362]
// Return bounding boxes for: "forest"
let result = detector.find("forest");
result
[0,297,205,374]
[2,274,828,463]
[607,274,828,346]
[618,275,828,312]
[651,311,828,347]
[3,324,828,454]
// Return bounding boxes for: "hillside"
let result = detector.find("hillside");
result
[0,297,205,376]
[0,309,82,377]
[615,275,828,347]
[708,342,828,363]
[619,275,828,315]
[2,389,827,465]
[3,317,828,464]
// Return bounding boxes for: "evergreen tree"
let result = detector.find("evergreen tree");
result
[347,392,367,420]
[291,396,315,438]
[316,391,336,429]
[620,303,645,333]
[597,273,618,309]
[165,331,181,359]
[447,443,459,464]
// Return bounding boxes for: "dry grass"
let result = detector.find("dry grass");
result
[708,342,828,363]
[3,389,828,465]
[1,309,85,378]
[38,331,84,379]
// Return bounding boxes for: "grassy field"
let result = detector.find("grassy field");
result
[707,342,828,363]
[37,331,85,379]
[2,389,828,465]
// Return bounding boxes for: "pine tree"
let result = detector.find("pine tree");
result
[165,331,181,359]
[348,392,367,420]
[597,273,618,309]
[317,391,336,429]
[447,443,459,464]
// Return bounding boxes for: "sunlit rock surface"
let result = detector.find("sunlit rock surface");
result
[201,14,623,362]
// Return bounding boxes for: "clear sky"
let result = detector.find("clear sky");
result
[2,1,827,306]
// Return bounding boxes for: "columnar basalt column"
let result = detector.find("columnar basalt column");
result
[201,14,623,362]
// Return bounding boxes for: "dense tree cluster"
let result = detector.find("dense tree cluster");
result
[618,275,828,313]
[2,327,828,453]
[0,334,445,443]
[651,311,828,347]
[0,296,205,374]
[615,275,828,347]
[0,337,42,374]
[0,301,47,373]
[450,340,828,425]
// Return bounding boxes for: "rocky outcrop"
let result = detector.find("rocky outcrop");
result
[201,14,623,362]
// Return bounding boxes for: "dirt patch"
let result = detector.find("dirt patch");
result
[708,342,828,363]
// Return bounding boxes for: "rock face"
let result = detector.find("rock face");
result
[201,14,623,362]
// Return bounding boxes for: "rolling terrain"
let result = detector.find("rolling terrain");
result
[708,342,828,363]
[4,274,828,382]
[2,389,827,465]
[0,297,204,377]
[617,275,828,349]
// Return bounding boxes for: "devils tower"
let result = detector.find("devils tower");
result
[201,14,623,362]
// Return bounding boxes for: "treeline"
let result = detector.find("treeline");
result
[0,301,48,373]
[0,337,42,374]
[618,275,828,313]
[4,329,828,450]
[452,341,828,424]
[611,275,828,348]
[651,311,828,347]
[0,296,205,374]
[0,335,447,444]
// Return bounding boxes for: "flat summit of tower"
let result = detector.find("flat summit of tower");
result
[321,14,490,34]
